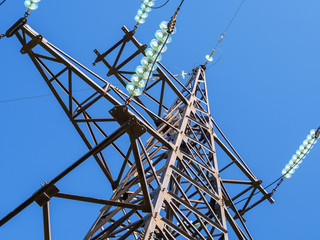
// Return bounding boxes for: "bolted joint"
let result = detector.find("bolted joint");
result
[254,180,263,187]
[200,64,207,70]
[107,66,118,76]
[35,193,50,207]
[35,184,60,207]
[123,28,136,43]
[20,34,43,54]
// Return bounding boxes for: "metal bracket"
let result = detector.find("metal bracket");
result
[109,105,131,125]
[5,17,27,38]
[20,35,43,54]
[109,105,146,139]
[35,184,60,207]
[92,25,146,77]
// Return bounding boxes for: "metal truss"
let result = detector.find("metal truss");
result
[0,18,274,240]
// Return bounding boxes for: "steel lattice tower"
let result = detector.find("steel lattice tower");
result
[0,18,274,240]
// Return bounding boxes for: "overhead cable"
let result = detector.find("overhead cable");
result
[139,0,170,9]
[205,0,245,65]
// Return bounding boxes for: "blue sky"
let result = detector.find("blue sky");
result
[0,0,320,239]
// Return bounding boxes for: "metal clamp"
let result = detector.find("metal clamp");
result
[20,34,43,54]
[5,17,27,38]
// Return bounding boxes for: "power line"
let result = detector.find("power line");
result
[139,0,170,9]
[224,0,245,33]
[178,0,185,8]
[0,89,91,104]
[205,0,246,66]
[0,0,7,7]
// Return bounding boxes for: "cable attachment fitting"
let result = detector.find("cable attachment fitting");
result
[271,178,284,194]
[167,18,176,34]
[167,7,180,34]
[316,127,320,139]
[218,32,226,43]
[125,97,132,106]
[24,11,30,18]
[0,34,5,40]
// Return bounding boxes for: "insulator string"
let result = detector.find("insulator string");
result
[234,129,319,206]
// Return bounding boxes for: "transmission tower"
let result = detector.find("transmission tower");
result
[0,14,274,240]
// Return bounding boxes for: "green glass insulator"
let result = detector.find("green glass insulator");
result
[135,15,145,24]
[137,9,148,19]
[181,70,187,79]
[281,169,287,175]
[160,20,177,34]
[150,39,167,53]
[136,65,150,79]
[155,30,172,43]
[141,3,152,12]
[293,157,300,164]
[285,173,292,178]
[126,82,143,96]
[307,138,314,144]
[307,134,313,140]
[289,168,295,174]
[134,87,143,96]
[289,162,296,169]
[131,74,147,88]
[146,48,162,62]
[310,129,316,137]
[131,74,142,86]
[206,55,213,62]
[24,0,38,10]
[293,164,299,169]
[133,87,143,96]
[285,164,291,171]
[32,0,41,2]
[143,0,155,7]
[295,150,301,157]
[299,145,305,151]
[160,21,168,32]
[292,154,298,161]
[126,82,135,95]
[141,57,156,71]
